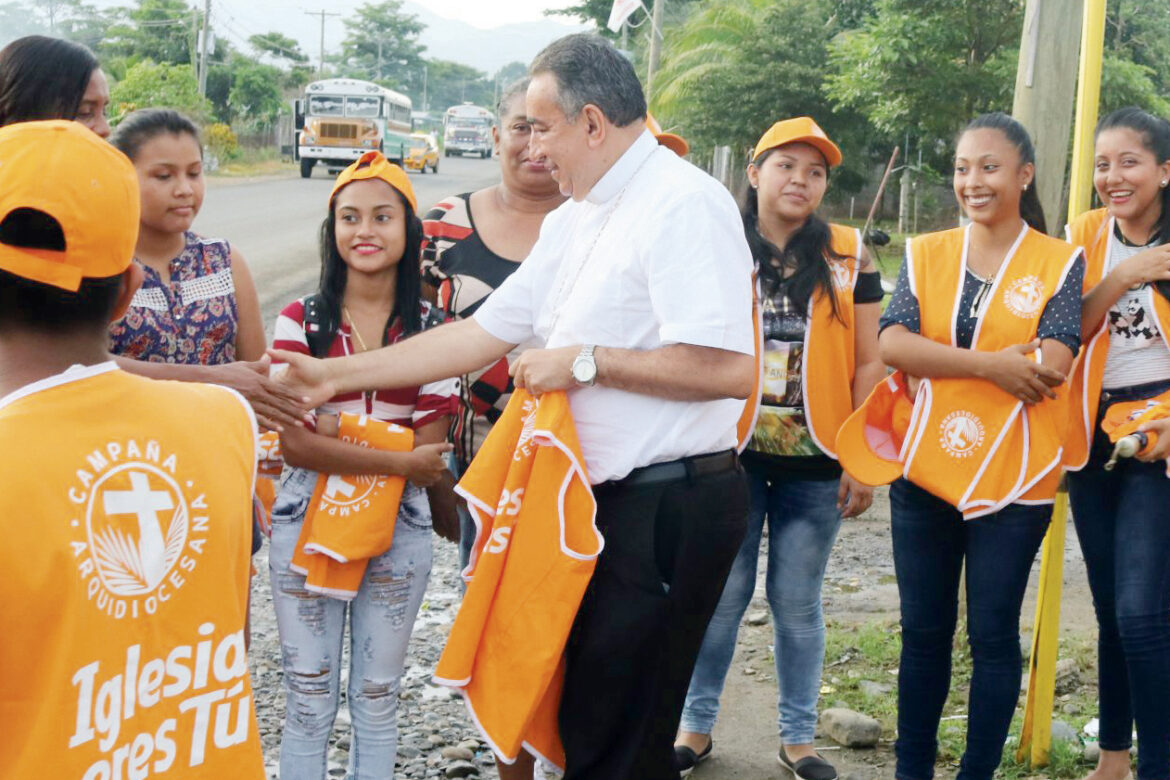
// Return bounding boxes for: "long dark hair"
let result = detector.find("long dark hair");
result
[743,147,847,319]
[313,188,424,357]
[1095,106,1170,243]
[110,108,201,161]
[0,35,99,127]
[960,112,1047,234]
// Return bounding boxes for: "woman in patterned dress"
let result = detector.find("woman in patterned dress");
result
[108,108,302,431]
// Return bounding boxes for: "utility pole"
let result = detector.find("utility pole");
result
[645,0,664,102]
[1011,0,1083,234]
[197,0,210,96]
[306,9,341,79]
[190,9,199,71]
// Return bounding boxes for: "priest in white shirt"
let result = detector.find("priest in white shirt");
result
[272,33,756,780]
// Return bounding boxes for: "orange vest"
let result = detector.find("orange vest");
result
[0,364,264,779]
[289,414,414,600]
[905,226,1079,516]
[737,224,863,457]
[433,390,601,769]
[1064,208,1170,470]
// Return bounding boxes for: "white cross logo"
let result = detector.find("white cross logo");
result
[324,474,357,502]
[103,471,173,588]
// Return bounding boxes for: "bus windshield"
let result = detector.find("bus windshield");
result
[308,95,344,117]
[346,96,381,117]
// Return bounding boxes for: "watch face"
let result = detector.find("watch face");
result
[572,359,595,383]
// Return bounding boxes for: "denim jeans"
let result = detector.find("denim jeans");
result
[680,472,842,744]
[269,466,433,780]
[890,479,1050,780]
[1067,380,1170,780]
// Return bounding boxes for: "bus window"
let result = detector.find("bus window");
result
[308,96,344,116]
[347,96,381,118]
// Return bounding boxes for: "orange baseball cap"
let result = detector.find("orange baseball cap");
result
[646,113,689,157]
[752,117,842,168]
[0,120,140,292]
[330,150,418,213]
[835,371,914,486]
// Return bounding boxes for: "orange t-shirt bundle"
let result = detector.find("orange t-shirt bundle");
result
[287,413,415,599]
[433,389,602,769]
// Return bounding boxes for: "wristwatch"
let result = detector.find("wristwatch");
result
[571,344,598,387]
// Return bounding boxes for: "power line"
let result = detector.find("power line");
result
[305,8,341,78]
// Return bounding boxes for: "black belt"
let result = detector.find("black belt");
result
[613,449,739,489]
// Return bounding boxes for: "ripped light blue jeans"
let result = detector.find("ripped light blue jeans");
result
[269,466,433,780]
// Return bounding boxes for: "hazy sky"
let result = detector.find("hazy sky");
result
[417,0,578,28]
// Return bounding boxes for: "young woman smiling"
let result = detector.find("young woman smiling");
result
[1064,106,1170,780]
[871,113,1084,780]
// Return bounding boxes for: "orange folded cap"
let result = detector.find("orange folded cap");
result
[330,150,418,213]
[752,117,842,168]
[836,372,914,486]
[0,120,140,292]
[646,112,689,157]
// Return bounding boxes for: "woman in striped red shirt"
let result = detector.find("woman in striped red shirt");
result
[269,152,458,780]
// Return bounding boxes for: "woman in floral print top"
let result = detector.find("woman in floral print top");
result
[106,109,300,431]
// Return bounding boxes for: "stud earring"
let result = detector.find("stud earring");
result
[1162,180,1168,188]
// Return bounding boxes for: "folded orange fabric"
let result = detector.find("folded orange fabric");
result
[433,389,601,770]
[1101,388,1170,475]
[289,413,414,600]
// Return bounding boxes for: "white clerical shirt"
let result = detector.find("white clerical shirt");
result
[473,130,754,483]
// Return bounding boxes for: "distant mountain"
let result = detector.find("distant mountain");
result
[407,3,589,76]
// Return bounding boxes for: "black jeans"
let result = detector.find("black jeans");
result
[1067,380,1170,780]
[558,456,749,780]
[890,479,1051,780]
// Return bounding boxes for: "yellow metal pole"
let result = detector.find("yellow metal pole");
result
[1068,0,1108,221]
[1017,492,1069,766]
[1017,0,1107,767]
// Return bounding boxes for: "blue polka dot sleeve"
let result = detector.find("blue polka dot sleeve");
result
[879,255,921,335]
[1036,253,1085,355]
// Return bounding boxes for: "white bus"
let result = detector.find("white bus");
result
[294,78,413,178]
[443,103,494,158]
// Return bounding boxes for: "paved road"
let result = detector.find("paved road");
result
[195,154,500,331]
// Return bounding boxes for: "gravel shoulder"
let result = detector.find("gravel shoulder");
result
[249,485,1098,779]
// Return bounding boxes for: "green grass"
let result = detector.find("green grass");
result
[821,621,1104,778]
[210,146,293,177]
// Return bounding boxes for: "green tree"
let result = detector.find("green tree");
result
[249,30,307,64]
[826,0,1022,163]
[110,60,211,121]
[653,0,870,190]
[494,60,528,89]
[228,58,284,129]
[423,59,491,111]
[340,0,425,85]
[1101,0,1170,114]
[1101,55,1170,116]
[102,0,198,66]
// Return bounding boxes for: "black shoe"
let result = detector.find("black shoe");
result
[778,745,838,780]
[673,738,713,777]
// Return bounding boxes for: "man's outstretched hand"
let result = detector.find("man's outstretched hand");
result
[268,349,337,409]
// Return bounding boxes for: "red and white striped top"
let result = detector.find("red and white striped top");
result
[272,297,459,428]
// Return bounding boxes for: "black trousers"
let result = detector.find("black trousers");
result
[559,455,749,780]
